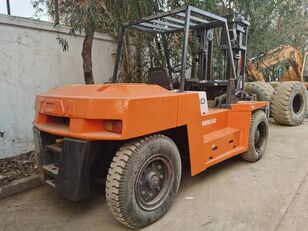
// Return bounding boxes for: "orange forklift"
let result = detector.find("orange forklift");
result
[33,6,269,229]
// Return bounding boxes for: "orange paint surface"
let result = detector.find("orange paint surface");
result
[33,84,268,176]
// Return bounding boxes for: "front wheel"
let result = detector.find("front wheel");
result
[241,110,268,162]
[106,134,181,229]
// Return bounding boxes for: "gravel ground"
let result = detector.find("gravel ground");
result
[0,151,38,187]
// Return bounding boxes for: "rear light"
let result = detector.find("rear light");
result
[104,120,122,134]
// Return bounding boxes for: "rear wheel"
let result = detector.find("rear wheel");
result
[241,110,268,162]
[271,81,307,126]
[105,134,181,229]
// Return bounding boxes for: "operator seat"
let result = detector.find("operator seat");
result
[148,67,172,90]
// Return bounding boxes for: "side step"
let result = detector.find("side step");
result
[44,142,62,188]
[203,127,239,144]
[43,164,59,176]
[46,143,62,155]
[203,127,241,161]
[45,179,56,188]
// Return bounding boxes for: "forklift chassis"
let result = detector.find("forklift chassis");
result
[33,5,268,229]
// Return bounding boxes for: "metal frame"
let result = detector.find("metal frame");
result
[112,5,237,97]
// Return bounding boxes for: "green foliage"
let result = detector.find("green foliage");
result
[56,35,69,51]
[32,0,52,19]
[235,0,307,57]
[34,0,307,82]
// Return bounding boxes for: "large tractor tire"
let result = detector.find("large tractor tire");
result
[271,81,307,126]
[241,110,268,162]
[106,134,181,229]
[268,81,281,89]
[244,82,274,101]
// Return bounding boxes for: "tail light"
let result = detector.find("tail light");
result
[104,120,122,134]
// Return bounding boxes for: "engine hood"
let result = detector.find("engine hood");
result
[38,83,175,100]
[34,83,180,120]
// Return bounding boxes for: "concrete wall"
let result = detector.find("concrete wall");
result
[0,14,116,158]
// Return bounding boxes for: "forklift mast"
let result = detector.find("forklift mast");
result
[193,13,249,86]
[193,28,214,81]
[224,13,249,90]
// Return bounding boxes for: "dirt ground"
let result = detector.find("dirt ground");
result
[1,119,308,231]
[0,152,38,187]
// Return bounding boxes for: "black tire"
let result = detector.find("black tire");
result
[271,81,307,126]
[241,110,268,162]
[105,134,181,229]
[244,82,274,101]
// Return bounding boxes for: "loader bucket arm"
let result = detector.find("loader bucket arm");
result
[301,52,308,82]
[247,45,304,82]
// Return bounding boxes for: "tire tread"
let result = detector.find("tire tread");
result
[270,81,306,126]
[244,82,274,101]
[241,110,268,162]
[106,134,176,229]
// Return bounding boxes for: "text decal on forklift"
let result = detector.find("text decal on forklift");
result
[202,118,217,126]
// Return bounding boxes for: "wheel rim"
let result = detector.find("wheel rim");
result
[135,154,174,211]
[292,93,304,115]
[254,121,267,153]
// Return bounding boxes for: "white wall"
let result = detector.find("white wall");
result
[0,14,116,158]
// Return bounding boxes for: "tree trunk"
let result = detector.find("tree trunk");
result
[82,23,95,84]
[54,0,59,26]
[135,0,143,82]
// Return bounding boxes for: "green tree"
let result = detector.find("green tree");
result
[34,0,160,83]
[34,0,107,84]
[34,0,307,83]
